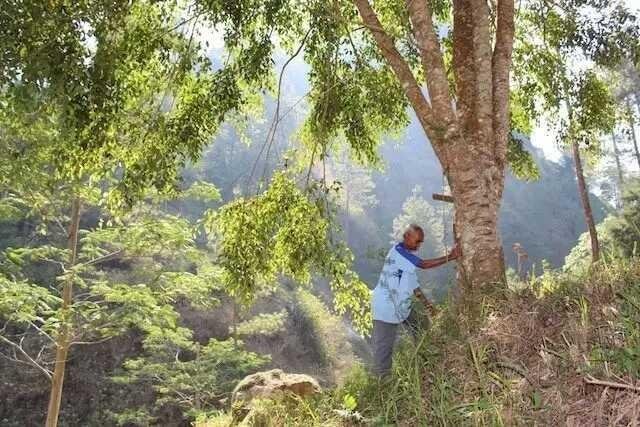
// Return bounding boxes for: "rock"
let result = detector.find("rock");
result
[231,369,322,423]
[232,369,321,405]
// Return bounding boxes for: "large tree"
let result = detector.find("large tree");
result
[350,0,515,290]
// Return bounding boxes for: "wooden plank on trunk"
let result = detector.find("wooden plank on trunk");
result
[432,193,454,203]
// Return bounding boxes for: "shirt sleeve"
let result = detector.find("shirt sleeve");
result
[395,244,422,267]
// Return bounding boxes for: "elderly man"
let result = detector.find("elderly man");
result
[371,224,460,377]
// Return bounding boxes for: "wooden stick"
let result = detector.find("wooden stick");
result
[432,193,454,203]
[584,375,640,392]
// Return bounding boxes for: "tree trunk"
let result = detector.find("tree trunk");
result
[45,198,81,427]
[611,131,624,208]
[571,141,600,263]
[449,144,506,290]
[627,98,640,171]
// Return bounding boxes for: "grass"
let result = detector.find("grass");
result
[199,255,640,426]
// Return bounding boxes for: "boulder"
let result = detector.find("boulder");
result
[231,369,321,404]
[231,369,322,423]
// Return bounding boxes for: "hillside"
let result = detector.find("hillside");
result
[202,256,640,426]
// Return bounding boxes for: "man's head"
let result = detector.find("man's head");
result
[402,224,424,251]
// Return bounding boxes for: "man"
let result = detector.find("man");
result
[371,224,460,377]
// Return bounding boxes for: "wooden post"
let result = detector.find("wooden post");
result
[432,193,458,244]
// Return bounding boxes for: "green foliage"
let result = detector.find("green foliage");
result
[0,0,275,212]
[342,393,357,411]
[107,407,156,427]
[508,91,540,181]
[564,217,618,273]
[507,137,540,181]
[295,288,356,381]
[234,310,288,337]
[566,71,617,147]
[114,338,268,421]
[202,255,640,426]
[0,202,222,374]
[0,277,61,325]
[327,149,378,216]
[303,1,410,164]
[182,181,223,203]
[391,185,449,256]
[610,282,640,376]
[513,1,637,158]
[609,179,640,256]
[207,172,371,334]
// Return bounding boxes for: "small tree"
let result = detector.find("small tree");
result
[513,2,638,264]
[0,197,224,423]
[112,338,268,423]
[391,186,451,258]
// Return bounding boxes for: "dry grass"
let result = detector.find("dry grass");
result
[434,258,640,426]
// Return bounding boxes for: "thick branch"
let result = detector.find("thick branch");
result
[404,0,455,124]
[70,336,114,347]
[471,0,494,147]
[492,0,515,172]
[452,0,476,136]
[28,321,56,345]
[352,0,439,137]
[584,375,640,392]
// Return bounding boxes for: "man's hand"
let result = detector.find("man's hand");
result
[414,288,437,316]
[420,245,462,269]
[447,244,462,260]
[424,301,437,317]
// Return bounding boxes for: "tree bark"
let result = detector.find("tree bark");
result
[45,198,81,427]
[627,98,640,171]
[571,141,600,263]
[611,131,624,208]
[449,141,507,289]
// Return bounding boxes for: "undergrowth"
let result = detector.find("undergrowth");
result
[200,255,640,426]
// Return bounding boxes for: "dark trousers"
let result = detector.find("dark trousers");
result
[372,310,421,377]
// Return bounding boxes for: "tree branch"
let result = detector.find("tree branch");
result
[584,375,640,393]
[492,0,515,174]
[28,321,56,345]
[352,0,439,137]
[80,249,124,268]
[0,334,52,380]
[69,336,114,347]
[404,0,455,124]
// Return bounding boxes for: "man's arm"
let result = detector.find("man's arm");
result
[419,245,461,269]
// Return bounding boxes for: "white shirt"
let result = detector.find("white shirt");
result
[371,243,422,324]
